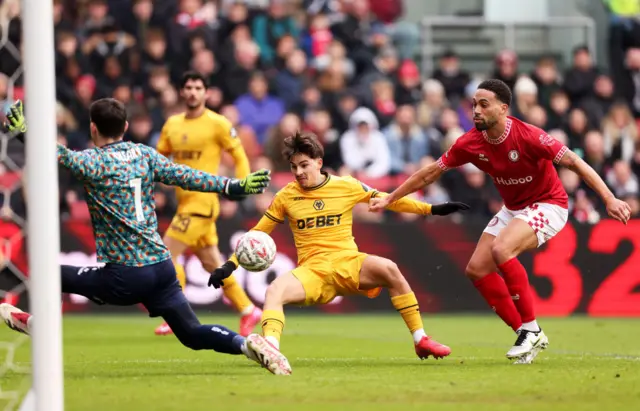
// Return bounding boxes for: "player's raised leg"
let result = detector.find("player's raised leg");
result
[261,272,307,350]
[2,263,152,336]
[194,245,262,336]
[358,255,451,359]
[492,216,549,363]
[1,264,113,335]
[466,232,523,332]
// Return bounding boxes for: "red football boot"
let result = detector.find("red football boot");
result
[239,306,262,337]
[0,303,31,335]
[154,321,173,336]
[415,336,451,359]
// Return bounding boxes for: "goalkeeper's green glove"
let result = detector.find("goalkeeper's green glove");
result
[3,100,27,136]
[222,169,271,201]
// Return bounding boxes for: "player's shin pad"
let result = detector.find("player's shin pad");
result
[391,292,423,333]
[261,309,285,344]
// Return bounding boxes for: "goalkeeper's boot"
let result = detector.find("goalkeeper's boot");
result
[0,303,31,335]
[245,334,292,375]
[154,321,173,336]
[507,328,548,364]
[415,336,451,360]
[239,306,262,337]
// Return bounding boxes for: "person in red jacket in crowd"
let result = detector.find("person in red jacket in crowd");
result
[369,0,418,60]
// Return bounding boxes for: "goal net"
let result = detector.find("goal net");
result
[0,1,63,410]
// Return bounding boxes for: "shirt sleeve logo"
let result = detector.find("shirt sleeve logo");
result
[539,133,555,146]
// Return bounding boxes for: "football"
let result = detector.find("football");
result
[235,230,277,272]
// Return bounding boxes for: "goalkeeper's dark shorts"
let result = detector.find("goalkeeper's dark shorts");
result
[60,259,187,317]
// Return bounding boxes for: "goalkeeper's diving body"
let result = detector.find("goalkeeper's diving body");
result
[0,99,291,375]
[209,131,470,373]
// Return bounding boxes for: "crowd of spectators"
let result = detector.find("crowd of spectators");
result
[0,0,640,225]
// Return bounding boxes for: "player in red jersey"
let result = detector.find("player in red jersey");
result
[369,79,631,364]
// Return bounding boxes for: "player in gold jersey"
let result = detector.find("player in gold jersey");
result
[154,72,262,336]
[209,132,470,372]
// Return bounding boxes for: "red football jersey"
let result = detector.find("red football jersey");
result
[437,116,569,210]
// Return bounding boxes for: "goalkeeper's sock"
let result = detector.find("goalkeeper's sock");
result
[222,274,255,315]
[175,263,187,290]
[261,309,285,350]
[391,292,426,344]
[498,258,536,324]
[473,272,522,331]
[198,325,245,354]
[162,303,244,354]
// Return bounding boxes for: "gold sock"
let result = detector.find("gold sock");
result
[261,309,285,344]
[222,274,254,314]
[175,263,187,290]
[391,292,424,334]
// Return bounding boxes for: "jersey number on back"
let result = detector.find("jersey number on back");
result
[129,178,145,222]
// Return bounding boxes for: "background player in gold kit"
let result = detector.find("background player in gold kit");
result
[154,72,262,336]
[209,132,470,372]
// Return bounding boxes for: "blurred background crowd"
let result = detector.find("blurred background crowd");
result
[0,0,639,225]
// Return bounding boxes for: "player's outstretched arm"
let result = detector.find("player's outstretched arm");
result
[557,149,631,224]
[210,189,286,288]
[150,149,271,197]
[3,101,100,180]
[57,144,104,180]
[369,192,470,216]
[369,162,445,212]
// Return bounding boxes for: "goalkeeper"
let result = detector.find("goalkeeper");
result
[0,99,291,375]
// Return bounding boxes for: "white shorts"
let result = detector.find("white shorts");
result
[483,203,569,246]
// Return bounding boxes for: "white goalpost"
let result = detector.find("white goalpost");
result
[20,0,64,410]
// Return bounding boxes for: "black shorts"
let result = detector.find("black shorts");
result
[60,259,186,317]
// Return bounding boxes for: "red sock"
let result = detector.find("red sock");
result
[498,258,535,323]
[473,273,522,331]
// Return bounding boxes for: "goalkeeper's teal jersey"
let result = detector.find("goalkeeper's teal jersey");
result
[57,141,230,267]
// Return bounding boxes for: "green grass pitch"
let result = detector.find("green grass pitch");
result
[0,314,639,411]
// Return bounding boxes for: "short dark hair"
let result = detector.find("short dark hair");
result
[282,131,324,160]
[477,79,512,106]
[89,98,127,138]
[573,45,590,56]
[180,71,208,89]
[249,70,267,83]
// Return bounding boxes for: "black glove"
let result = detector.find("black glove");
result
[431,202,471,216]
[208,261,237,288]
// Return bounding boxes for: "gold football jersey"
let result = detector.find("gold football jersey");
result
[232,173,432,265]
[157,109,249,215]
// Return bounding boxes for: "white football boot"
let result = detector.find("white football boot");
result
[506,328,549,364]
[0,303,31,335]
[244,334,292,375]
